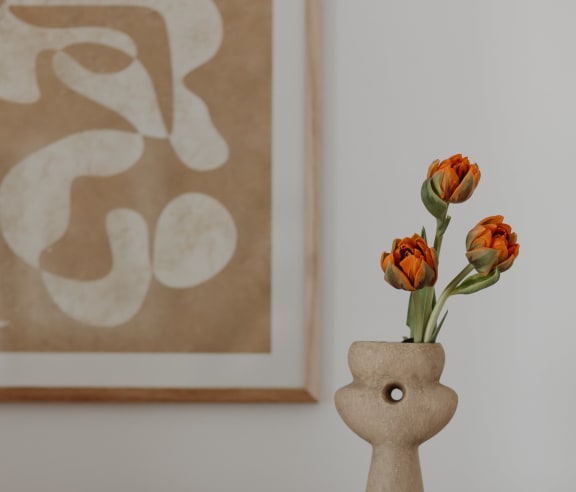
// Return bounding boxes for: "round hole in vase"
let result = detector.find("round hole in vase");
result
[383,383,404,403]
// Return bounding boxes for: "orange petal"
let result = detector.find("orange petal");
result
[412,259,437,289]
[384,262,415,291]
[449,170,477,203]
[427,159,440,178]
[381,251,391,271]
[478,215,504,226]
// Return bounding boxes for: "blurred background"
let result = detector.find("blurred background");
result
[0,0,573,491]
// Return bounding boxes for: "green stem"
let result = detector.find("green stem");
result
[433,211,449,258]
[422,285,435,337]
[411,286,438,342]
[433,217,443,256]
[423,264,474,342]
[412,290,423,342]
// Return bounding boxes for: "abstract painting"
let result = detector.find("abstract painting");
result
[0,0,320,401]
[0,0,272,353]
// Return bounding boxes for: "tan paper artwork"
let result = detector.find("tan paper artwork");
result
[0,0,272,353]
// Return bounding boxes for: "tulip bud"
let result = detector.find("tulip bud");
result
[465,215,519,275]
[421,176,448,220]
[426,154,481,204]
[381,234,438,291]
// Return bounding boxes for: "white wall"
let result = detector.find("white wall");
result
[1,1,575,490]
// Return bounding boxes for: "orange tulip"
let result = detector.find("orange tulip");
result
[465,215,519,275]
[427,154,481,203]
[381,234,438,291]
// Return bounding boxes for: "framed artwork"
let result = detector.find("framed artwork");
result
[0,0,321,402]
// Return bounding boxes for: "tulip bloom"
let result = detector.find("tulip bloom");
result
[427,154,481,203]
[465,215,519,275]
[381,234,438,291]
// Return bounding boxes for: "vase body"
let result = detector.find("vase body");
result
[334,342,457,492]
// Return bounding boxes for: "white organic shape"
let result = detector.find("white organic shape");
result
[11,0,224,73]
[161,0,229,170]
[153,193,237,288]
[4,0,229,169]
[1,0,234,326]
[52,51,167,137]
[0,130,144,267]
[0,5,136,103]
[170,85,229,170]
[42,209,152,327]
[128,0,229,169]
[158,0,223,76]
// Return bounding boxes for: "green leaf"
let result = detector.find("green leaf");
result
[420,226,427,242]
[437,309,448,332]
[430,310,448,342]
[406,291,417,330]
[437,215,451,235]
[421,178,448,220]
[407,289,428,342]
[452,268,500,295]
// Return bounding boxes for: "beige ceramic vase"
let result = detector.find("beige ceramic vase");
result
[334,342,458,492]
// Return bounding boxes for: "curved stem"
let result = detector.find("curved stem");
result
[423,264,474,342]
[433,211,450,258]
[433,218,443,256]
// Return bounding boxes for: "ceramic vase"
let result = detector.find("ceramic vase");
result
[334,342,458,492]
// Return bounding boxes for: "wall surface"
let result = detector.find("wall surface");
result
[1,1,575,491]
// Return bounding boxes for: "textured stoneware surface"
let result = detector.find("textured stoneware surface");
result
[334,342,458,492]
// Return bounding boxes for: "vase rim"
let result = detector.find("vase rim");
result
[347,341,447,379]
[350,341,444,346]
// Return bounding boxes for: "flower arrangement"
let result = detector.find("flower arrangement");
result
[380,154,519,343]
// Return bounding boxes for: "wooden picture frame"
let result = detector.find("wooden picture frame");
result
[0,0,321,402]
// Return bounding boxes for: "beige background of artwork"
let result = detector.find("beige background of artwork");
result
[0,0,319,402]
[0,0,272,353]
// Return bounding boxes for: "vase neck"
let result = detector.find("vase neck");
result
[366,444,423,492]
